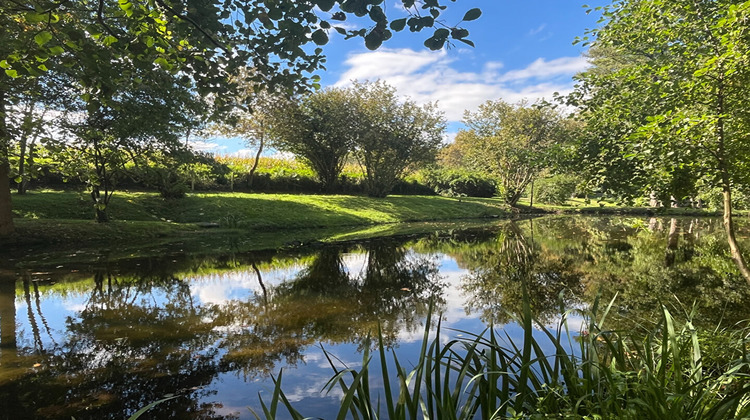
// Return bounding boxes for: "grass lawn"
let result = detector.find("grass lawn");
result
[3,189,730,265]
[2,190,510,258]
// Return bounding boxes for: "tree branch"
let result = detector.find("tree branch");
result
[152,0,229,53]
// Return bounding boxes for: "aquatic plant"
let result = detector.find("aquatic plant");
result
[252,295,750,419]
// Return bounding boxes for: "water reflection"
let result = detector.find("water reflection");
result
[0,216,748,419]
[0,239,444,419]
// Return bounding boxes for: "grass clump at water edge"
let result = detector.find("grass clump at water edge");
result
[252,294,750,420]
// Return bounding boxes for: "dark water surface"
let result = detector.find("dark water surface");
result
[0,216,749,419]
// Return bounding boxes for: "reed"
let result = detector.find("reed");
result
[252,294,750,419]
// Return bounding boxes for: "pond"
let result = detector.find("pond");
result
[0,216,749,419]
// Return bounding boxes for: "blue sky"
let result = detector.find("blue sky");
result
[196,1,607,155]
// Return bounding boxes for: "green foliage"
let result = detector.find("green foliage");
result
[418,167,496,198]
[532,174,580,205]
[570,0,750,204]
[698,186,750,211]
[456,100,573,206]
[352,81,446,198]
[266,87,360,191]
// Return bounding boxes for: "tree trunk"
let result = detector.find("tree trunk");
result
[665,218,679,267]
[722,187,750,284]
[529,179,534,208]
[0,275,17,356]
[0,163,12,236]
[17,134,26,194]
[0,87,14,236]
[91,187,109,223]
[247,131,264,190]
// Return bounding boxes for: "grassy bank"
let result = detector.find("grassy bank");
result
[3,190,732,265]
[2,190,510,259]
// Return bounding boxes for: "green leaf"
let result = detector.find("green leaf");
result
[311,29,329,46]
[424,36,444,50]
[457,38,475,47]
[127,395,179,420]
[4,69,19,78]
[0,60,9,69]
[462,8,482,21]
[49,45,65,55]
[315,0,336,12]
[369,5,386,23]
[34,31,53,47]
[390,18,407,31]
[154,57,172,69]
[451,28,469,39]
[434,28,449,40]
[365,31,384,50]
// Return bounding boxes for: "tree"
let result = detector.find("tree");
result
[570,0,750,283]
[56,58,202,222]
[207,70,285,190]
[0,0,479,237]
[352,81,446,198]
[7,78,53,194]
[456,100,569,206]
[267,87,359,192]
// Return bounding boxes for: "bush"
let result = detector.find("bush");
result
[419,168,496,198]
[697,186,750,211]
[391,178,436,195]
[533,174,579,205]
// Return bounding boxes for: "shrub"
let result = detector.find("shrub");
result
[532,174,579,205]
[419,168,496,198]
[698,186,750,211]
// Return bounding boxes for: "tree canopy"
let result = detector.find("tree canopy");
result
[449,100,571,206]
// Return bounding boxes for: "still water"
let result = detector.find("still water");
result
[0,216,748,419]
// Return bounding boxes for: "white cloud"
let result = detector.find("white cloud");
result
[334,48,589,123]
[498,56,589,83]
[188,139,226,153]
[528,24,547,36]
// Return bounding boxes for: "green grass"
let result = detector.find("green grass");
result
[516,196,722,216]
[3,190,510,262]
[11,190,507,226]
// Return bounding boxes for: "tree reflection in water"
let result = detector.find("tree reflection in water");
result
[0,238,443,419]
[0,217,749,419]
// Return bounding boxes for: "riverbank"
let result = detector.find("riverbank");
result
[1,191,511,265]
[1,190,728,264]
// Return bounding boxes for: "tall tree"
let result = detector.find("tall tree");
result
[570,0,750,283]
[56,58,202,222]
[267,87,359,192]
[207,69,283,190]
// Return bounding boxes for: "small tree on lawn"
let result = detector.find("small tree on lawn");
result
[352,81,445,198]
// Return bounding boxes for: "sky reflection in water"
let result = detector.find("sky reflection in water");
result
[1,216,749,419]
